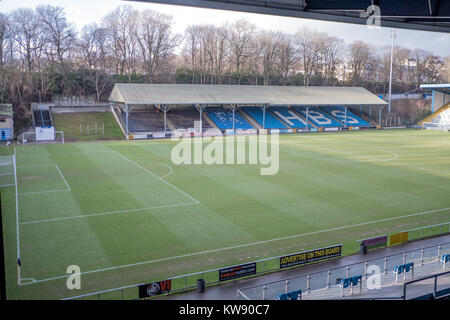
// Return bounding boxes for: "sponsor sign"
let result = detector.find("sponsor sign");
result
[152,132,166,139]
[259,129,268,135]
[359,235,388,251]
[390,232,409,246]
[35,127,55,141]
[134,134,148,140]
[280,244,342,269]
[225,129,235,136]
[219,262,256,282]
[203,129,222,137]
[138,279,172,298]
[324,127,339,132]
[270,129,280,134]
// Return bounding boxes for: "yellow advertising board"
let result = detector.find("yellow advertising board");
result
[390,232,408,246]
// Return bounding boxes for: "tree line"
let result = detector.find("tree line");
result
[0,5,447,131]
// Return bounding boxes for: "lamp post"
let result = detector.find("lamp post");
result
[388,28,396,114]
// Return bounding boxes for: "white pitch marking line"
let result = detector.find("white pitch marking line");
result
[393,164,450,177]
[20,201,199,225]
[0,184,15,187]
[113,150,200,204]
[20,206,450,286]
[156,163,173,179]
[17,164,57,168]
[291,148,399,162]
[0,172,13,176]
[16,150,114,158]
[18,189,70,196]
[55,164,71,191]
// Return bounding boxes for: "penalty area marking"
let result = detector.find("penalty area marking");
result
[19,206,450,286]
[113,150,200,204]
[20,201,199,225]
[290,148,399,162]
[18,164,71,195]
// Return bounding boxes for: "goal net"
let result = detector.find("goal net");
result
[20,130,65,144]
[0,154,15,188]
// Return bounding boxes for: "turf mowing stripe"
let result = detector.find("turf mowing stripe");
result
[19,206,450,285]
[19,201,199,225]
[113,150,200,204]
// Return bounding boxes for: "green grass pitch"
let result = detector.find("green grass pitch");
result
[1,129,449,299]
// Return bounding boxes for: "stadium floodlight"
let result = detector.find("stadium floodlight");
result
[388,29,397,114]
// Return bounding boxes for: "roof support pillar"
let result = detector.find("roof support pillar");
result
[230,104,239,131]
[344,105,348,128]
[379,106,383,127]
[125,103,129,139]
[258,105,267,129]
[305,106,309,130]
[194,104,207,135]
[160,105,171,134]
[369,105,372,123]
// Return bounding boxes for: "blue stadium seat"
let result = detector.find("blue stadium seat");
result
[206,108,253,130]
[293,106,343,128]
[321,106,370,126]
[241,107,287,129]
[269,107,313,128]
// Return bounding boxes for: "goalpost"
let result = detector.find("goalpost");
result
[21,130,64,144]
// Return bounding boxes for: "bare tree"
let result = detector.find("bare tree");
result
[227,19,257,84]
[136,9,179,83]
[103,5,139,80]
[277,33,298,85]
[36,5,76,66]
[321,36,343,85]
[258,31,282,85]
[294,27,322,86]
[348,40,371,86]
[79,24,111,101]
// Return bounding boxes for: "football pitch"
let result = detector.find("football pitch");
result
[1,129,449,299]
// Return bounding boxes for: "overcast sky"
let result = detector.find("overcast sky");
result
[2,0,450,57]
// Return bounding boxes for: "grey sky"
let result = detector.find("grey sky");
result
[1,0,449,57]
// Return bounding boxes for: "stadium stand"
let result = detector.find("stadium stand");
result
[166,107,212,131]
[121,108,165,132]
[419,103,450,128]
[206,107,254,130]
[321,106,370,126]
[293,106,342,128]
[269,107,314,128]
[33,110,53,127]
[241,107,288,129]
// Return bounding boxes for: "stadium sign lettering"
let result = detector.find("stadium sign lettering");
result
[138,279,172,298]
[219,262,257,282]
[280,244,342,269]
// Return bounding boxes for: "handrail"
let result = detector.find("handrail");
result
[239,241,449,290]
[402,270,450,300]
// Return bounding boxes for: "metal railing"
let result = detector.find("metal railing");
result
[63,222,450,300]
[63,250,311,300]
[402,270,450,300]
[404,222,450,242]
[237,242,450,300]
